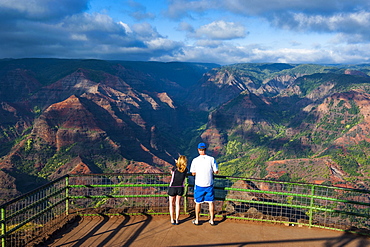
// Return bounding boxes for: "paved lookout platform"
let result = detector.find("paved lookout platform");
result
[44,215,370,247]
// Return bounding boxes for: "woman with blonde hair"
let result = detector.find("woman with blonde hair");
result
[168,155,188,225]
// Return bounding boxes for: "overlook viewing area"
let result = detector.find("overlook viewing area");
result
[1,173,370,247]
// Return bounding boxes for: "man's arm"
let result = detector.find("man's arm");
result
[212,157,219,174]
[190,159,196,176]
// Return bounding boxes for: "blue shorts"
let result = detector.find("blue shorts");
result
[194,185,214,203]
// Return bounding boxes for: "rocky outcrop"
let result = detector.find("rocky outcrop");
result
[29,91,175,166]
[0,68,42,102]
[257,74,298,96]
[0,170,19,204]
[265,158,349,185]
[344,69,369,77]
[332,91,370,145]
[124,161,164,173]
[187,69,250,111]
[32,95,106,151]
[0,102,32,140]
[49,156,93,180]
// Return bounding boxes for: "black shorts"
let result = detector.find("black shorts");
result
[168,187,184,196]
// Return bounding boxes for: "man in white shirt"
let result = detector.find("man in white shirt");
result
[190,142,218,225]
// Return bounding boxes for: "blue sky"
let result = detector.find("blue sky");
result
[1,0,370,65]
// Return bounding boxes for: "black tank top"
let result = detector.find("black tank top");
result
[169,167,188,187]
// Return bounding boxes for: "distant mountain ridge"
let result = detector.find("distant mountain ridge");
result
[1,58,370,203]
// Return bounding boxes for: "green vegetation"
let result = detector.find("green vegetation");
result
[218,146,269,177]
[295,72,370,96]
[38,145,76,178]
[320,141,370,177]
[305,98,363,149]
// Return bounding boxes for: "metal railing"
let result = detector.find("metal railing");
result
[1,173,369,246]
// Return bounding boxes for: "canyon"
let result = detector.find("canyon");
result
[1,59,370,203]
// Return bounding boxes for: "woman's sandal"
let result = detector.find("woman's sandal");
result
[209,220,215,226]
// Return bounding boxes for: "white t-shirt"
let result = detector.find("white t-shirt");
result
[190,155,218,187]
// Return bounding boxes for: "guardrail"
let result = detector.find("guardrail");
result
[1,173,369,246]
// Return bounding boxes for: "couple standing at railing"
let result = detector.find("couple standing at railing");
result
[168,142,219,226]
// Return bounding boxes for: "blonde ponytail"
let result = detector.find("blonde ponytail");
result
[176,155,187,173]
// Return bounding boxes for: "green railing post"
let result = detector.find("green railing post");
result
[1,206,5,247]
[184,176,189,214]
[308,185,315,228]
[66,176,69,216]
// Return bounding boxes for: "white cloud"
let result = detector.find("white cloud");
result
[70,34,88,41]
[222,0,370,16]
[165,0,215,19]
[62,13,120,32]
[118,21,133,33]
[0,0,89,20]
[271,11,370,43]
[154,40,370,65]
[165,0,370,20]
[251,47,327,64]
[195,39,223,47]
[127,0,156,21]
[177,22,194,32]
[0,8,182,61]
[130,11,155,20]
[280,11,370,32]
[131,22,161,39]
[145,38,181,50]
[193,20,247,40]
